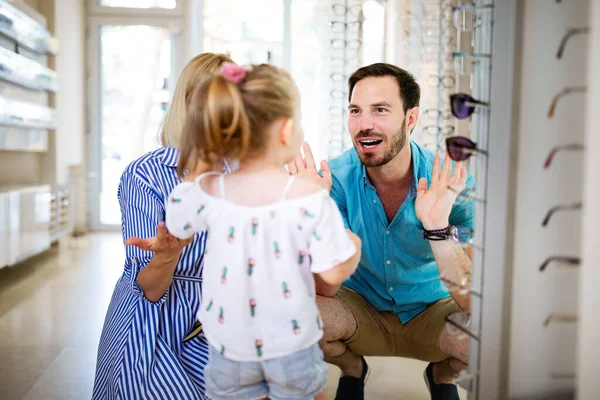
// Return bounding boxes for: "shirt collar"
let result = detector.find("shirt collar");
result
[160,147,179,168]
[361,140,421,199]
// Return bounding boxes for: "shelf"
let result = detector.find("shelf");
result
[0,94,56,129]
[0,0,57,56]
[0,45,57,92]
[0,125,47,151]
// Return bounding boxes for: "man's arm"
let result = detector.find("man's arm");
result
[415,153,472,312]
[429,240,471,311]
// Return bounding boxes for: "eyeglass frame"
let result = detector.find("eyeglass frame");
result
[539,256,580,272]
[543,143,584,169]
[424,108,453,120]
[547,86,586,118]
[556,27,589,59]
[541,202,583,227]
[543,312,577,326]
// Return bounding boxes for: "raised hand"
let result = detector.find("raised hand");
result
[125,222,192,260]
[287,142,332,192]
[415,153,467,230]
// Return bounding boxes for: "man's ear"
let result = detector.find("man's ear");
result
[406,107,420,134]
[278,118,294,145]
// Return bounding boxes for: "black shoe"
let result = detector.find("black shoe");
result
[424,363,460,400]
[334,356,369,400]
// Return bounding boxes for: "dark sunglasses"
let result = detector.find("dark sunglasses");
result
[446,136,488,162]
[450,93,489,119]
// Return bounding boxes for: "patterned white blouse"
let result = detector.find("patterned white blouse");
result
[166,172,356,362]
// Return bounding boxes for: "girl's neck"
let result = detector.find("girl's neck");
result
[235,155,287,174]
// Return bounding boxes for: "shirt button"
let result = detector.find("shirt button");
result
[373,199,377,204]
[386,260,391,265]
[386,231,390,235]
[389,286,394,291]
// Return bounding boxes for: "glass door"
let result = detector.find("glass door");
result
[87,18,179,228]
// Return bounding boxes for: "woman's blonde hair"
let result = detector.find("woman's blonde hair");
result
[160,52,234,148]
[178,64,298,177]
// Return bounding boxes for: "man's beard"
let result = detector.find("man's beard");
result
[354,122,407,168]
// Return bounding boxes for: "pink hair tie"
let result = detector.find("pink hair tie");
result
[220,62,246,84]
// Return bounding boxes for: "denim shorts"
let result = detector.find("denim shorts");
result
[205,343,328,400]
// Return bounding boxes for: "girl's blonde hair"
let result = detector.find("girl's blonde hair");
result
[178,64,298,177]
[160,52,234,148]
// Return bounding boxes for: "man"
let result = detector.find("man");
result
[289,63,474,400]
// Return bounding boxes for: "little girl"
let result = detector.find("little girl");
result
[165,63,362,400]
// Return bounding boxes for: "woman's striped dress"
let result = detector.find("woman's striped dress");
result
[93,147,233,400]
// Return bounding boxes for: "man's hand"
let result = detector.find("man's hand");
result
[287,142,332,192]
[415,153,467,230]
[125,222,192,262]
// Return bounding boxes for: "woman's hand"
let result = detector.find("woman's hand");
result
[126,222,191,262]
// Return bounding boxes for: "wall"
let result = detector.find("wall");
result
[508,1,588,398]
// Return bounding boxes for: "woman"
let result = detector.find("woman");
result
[93,52,234,400]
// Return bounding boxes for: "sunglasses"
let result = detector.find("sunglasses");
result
[446,136,488,162]
[541,202,583,227]
[538,256,580,272]
[450,93,489,119]
[547,86,586,118]
[543,312,577,327]
[556,27,589,59]
[543,144,584,169]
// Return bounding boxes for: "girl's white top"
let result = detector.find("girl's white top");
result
[165,172,356,362]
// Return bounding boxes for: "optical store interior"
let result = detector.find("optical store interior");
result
[0,1,599,399]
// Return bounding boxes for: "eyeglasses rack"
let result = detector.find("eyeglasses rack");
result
[321,0,364,160]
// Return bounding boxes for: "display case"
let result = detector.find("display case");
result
[0,184,52,267]
[0,0,69,267]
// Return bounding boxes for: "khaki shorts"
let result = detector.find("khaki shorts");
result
[336,286,459,363]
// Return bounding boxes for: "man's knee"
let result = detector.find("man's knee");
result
[438,325,469,365]
[316,295,357,342]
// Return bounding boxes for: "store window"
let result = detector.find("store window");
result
[203,0,284,65]
[98,0,176,9]
[362,0,386,65]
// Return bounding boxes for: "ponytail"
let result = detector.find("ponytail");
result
[178,75,251,177]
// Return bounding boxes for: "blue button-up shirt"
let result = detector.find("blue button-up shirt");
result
[329,140,474,323]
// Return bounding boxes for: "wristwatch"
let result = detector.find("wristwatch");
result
[422,225,458,241]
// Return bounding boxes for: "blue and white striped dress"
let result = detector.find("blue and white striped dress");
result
[93,147,234,400]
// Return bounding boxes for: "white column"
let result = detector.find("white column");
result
[576,1,600,397]
[54,0,85,185]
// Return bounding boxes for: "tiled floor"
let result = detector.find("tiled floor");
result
[0,233,465,399]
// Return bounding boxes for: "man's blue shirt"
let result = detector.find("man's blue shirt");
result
[328,140,474,323]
